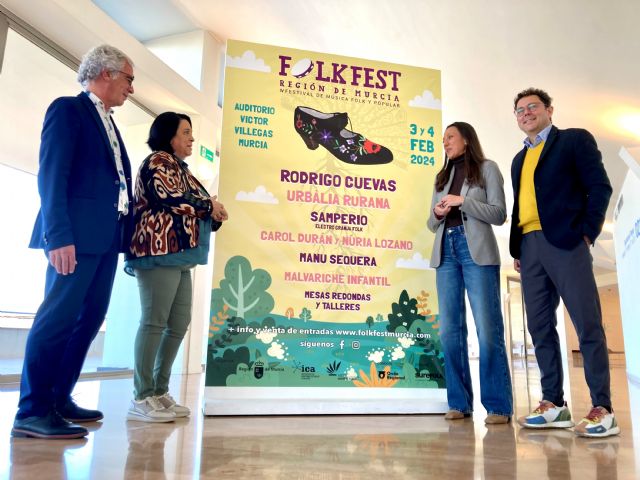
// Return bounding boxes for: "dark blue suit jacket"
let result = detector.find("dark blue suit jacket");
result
[29,92,133,254]
[509,125,612,259]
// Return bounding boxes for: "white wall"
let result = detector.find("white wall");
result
[1,0,227,374]
[614,163,640,382]
[145,30,204,90]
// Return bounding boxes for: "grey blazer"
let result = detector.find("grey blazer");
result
[427,159,506,267]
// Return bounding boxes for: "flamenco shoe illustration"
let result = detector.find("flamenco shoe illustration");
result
[294,106,393,165]
[294,106,348,149]
[331,127,393,165]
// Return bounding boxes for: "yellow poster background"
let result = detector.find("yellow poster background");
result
[207,40,444,389]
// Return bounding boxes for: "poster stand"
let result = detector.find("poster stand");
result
[204,387,447,415]
[205,40,445,415]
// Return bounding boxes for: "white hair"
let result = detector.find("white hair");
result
[77,44,133,88]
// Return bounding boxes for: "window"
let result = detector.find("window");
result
[0,26,154,377]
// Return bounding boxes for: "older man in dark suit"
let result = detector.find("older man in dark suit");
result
[12,45,135,439]
[509,87,618,438]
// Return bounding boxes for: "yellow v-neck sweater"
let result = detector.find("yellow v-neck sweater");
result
[518,141,544,233]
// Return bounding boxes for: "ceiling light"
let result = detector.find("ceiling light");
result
[619,114,640,139]
[601,107,640,140]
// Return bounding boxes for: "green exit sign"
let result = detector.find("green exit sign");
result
[200,145,214,162]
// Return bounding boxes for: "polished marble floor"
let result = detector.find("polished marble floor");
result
[0,356,638,479]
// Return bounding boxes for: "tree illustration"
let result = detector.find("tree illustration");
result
[209,305,229,337]
[206,345,251,386]
[209,315,278,355]
[375,313,384,323]
[365,315,374,329]
[300,307,312,322]
[416,290,435,322]
[418,350,446,388]
[209,316,252,354]
[211,255,274,320]
[387,290,425,332]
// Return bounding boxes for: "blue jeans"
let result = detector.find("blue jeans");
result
[436,225,513,416]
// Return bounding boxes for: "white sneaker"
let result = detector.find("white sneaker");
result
[155,393,190,418]
[127,396,176,423]
[517,400,574,429]
[574,406,621,438]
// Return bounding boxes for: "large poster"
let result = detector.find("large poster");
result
[205,40,445,414]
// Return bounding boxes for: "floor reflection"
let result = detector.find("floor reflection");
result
[9,437,88,479]
[0,358,638,479]
[483,423,517,478]
[124,421,176,480]
[518,428,575,480]
[199,417,474,478]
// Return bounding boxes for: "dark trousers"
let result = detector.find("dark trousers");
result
[520,231,611,408]
[17,228,121,418]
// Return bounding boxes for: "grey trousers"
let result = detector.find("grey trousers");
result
[520,231,611,408]
[133,266,193,400]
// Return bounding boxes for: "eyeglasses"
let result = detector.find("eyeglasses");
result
[113,70,134,86]
[514,102,543,117]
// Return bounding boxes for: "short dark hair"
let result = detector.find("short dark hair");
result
[147,112,192,154]
[514,88,552,109]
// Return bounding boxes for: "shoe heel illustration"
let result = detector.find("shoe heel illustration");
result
[296,129,319,150]
[294,106,348,151]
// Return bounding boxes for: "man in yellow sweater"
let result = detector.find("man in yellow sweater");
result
[508,88,617,438]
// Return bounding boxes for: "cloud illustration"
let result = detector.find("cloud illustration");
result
[391,346,406,361]
[395,252,432,270]
[408,89,442,110]
[367,350,385,363]
[226,50,271,72]
[256,330,277,344]
[267,341,285,359]
[235,185,278,204]
[398,337,415,349]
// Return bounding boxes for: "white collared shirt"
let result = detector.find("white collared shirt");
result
[87,91,129,215]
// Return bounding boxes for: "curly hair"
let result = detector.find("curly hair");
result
[77,44,133,88]
[514,87,553,109]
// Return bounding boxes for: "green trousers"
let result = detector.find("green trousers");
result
[133,266,193,400]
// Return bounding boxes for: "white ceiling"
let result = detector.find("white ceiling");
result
[97,0,640,270]
[93,0,196,42]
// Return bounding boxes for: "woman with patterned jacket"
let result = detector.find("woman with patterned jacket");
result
[125,112,228,422]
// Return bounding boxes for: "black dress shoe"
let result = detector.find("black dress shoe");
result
[12,411,88,439]
[57,400,104,422]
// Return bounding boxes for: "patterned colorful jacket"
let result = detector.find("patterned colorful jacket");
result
[128,150,221,259]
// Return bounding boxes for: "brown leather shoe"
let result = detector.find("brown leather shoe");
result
[444,410,466,420]
[485,414,510,424]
